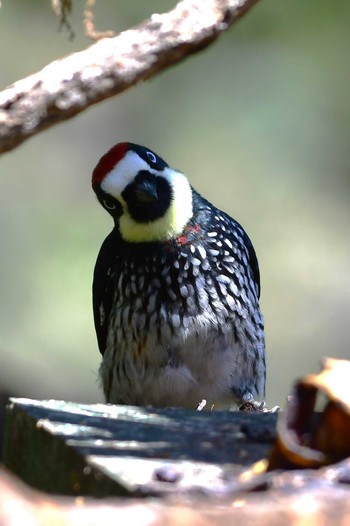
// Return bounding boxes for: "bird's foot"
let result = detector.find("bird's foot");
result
[239,400,280,413]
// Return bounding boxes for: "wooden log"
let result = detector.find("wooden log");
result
[3,398,277,497]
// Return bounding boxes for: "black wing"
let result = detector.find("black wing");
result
[92,229,119,355]
[241,229,261,298]
[223,214,261,299]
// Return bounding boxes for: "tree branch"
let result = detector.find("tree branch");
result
[0,0,260,155]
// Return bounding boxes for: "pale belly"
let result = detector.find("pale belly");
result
[99,309,265,409]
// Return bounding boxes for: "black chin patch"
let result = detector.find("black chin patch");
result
[122,171,172,223]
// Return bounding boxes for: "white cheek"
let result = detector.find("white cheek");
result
[100,151,150,199]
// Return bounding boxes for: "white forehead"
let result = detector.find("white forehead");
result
[100,150,151,198]
[100,149,184,200]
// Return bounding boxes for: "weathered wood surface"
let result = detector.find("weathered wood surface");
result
[1,463,350,526]
[4,398,277,497]
[4,398,350,525]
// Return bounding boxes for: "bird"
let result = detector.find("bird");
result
[91,142,265,409]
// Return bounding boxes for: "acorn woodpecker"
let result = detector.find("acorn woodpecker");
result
[92,142,265,409]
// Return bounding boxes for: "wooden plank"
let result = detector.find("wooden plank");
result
[3,398,277,497]
[2,464,350,526]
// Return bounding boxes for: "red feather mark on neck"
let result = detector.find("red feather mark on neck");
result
[176,224,200,246]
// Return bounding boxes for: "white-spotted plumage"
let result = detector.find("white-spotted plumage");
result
[92,142,265,409]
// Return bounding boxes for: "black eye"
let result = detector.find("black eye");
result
[146,151,157,163]
[103,200,116,210]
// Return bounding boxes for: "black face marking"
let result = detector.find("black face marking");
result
[95,189,123,219]
[129,144,169,172]
[122,170,172,223]
[103,200,116,210]
[146,151,157,163]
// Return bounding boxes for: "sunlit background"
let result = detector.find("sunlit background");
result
[1,0,350,418]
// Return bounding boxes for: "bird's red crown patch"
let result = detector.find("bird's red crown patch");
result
[92,142,129,187]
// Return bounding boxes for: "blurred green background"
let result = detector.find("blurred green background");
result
[1,0,350,409]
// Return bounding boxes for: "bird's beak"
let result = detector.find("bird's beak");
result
[134,179,158,203]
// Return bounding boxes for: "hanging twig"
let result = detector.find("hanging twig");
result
[84,0,115,40]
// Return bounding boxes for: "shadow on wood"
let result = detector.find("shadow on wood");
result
[3,398,276,497]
